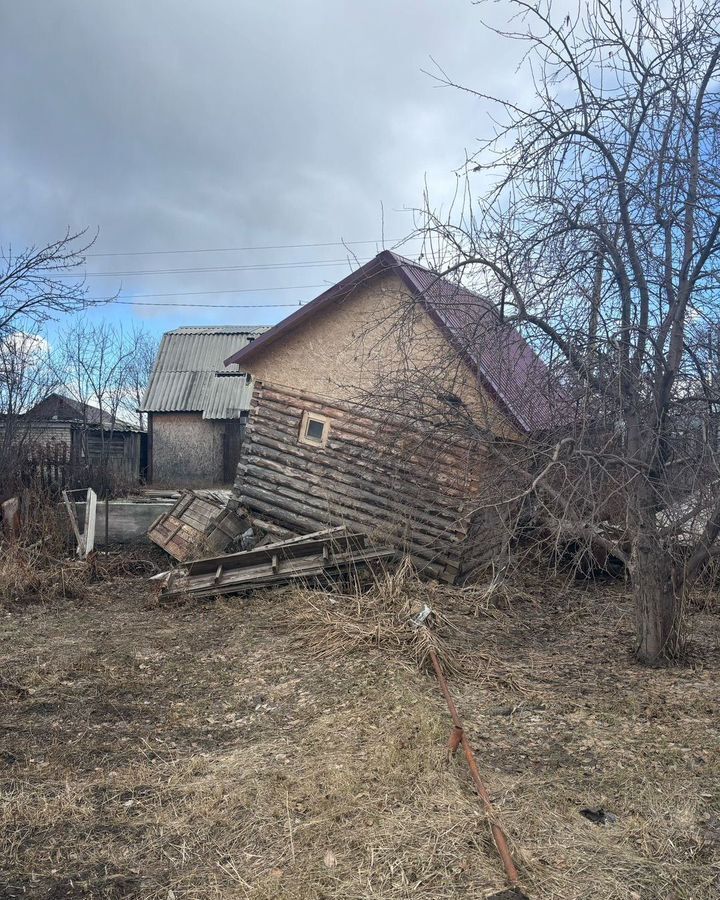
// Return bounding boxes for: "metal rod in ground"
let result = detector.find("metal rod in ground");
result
[428,646,520,888]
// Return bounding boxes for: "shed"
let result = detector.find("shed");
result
[223,251,565,581]
[140,326,267,486]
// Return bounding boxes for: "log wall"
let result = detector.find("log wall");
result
[234,381,499,582]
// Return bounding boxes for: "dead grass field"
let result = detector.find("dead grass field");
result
[1,561,718,899]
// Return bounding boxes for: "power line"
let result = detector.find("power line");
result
[85,237,419,258]
[52,257,376,278]
[90,283,327,301]
[109,299,310,309]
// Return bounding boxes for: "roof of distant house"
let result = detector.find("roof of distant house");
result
[25,393,143,431]
[224,251,566,433]
[141,325,268,419]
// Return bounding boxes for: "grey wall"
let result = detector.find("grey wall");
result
[151,412,225,486]
[73,500,174,544]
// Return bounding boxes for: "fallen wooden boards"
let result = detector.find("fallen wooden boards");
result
[158,527,396,599]
[148,489,249,562]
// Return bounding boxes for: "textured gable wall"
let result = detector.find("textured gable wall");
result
[239,273,518,438]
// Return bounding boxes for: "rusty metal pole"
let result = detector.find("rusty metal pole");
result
[428,647,520,888]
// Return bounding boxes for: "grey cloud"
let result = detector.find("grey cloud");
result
[0,0,520,330]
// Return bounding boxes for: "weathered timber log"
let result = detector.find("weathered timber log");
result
[248,401,483,492]
[238,459,468,542]
[245,420,480,502]
[235,382,506,583]
[238,440,471,529]
[238,487,449,580]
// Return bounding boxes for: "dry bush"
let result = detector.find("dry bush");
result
[0,492,88,607]
[0,489,164,608]
[0,553,89,606]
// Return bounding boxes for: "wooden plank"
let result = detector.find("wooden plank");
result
[164,547,398,598]
[62,490,84,554]
[185,528,367,576]
[147,488,248,562]
[83,488,97,556]
[1,497,20,538]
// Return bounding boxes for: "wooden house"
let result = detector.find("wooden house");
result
[140,326,267,486]
[12,393,145,483]
[224,251,562,582]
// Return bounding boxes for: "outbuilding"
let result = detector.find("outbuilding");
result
[224,251,564,582]
[10,393,145,486]
[141,325,266,486]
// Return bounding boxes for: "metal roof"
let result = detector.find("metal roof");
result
[25,393,144,431]
[141,326,266,418]
[396,256,560,433]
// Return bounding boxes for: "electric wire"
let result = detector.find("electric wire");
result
[84,237,419,258]
[51,257,376,278]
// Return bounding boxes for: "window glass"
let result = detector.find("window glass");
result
[305,418,325,441]
[299,411,330,447]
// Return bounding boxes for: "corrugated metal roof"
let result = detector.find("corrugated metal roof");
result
[202,374,254,420]
[141,326,266,418]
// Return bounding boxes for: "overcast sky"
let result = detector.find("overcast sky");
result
[1,1,523,341]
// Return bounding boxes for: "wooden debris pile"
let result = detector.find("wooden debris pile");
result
[155,526,396,599]
[148,489,250,562]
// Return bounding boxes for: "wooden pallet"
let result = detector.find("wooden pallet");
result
[147,489,250,562]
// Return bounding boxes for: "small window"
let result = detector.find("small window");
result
[299,410,330,447]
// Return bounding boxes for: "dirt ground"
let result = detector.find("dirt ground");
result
[1,563,718,899]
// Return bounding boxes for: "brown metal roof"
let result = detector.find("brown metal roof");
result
[224,252,565,433]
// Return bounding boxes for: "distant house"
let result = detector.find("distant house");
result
[224,251,561,582]
[140,326,267,486]
[13,393,145,482]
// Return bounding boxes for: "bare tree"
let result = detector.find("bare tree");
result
[125,329,159,430]
[0,230,99,497]
[53,320,154,492]
[0,333,57,496]
[410,0,720,662]
[0,229,96,337]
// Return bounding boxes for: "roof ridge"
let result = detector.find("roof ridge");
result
[223,250,565,432]
[166,325,267,333]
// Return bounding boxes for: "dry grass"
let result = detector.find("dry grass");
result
[0,559,718,899]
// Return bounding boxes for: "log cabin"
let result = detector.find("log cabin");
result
[224,251,562,582]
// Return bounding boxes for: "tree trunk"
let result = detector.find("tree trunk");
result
[632,529,684,663]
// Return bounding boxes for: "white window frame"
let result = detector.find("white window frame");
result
[298,410,330,448]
